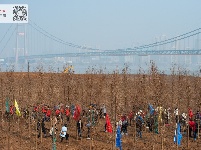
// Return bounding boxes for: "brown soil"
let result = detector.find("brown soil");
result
[0,68,201,150]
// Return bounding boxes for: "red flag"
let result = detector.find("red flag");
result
[106,114,113,133]
[73,105,81,121]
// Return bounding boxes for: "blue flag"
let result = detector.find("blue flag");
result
[148,104,155,115]
[116,125,122,150]
[5,97,10,113]
[174,123,182,146]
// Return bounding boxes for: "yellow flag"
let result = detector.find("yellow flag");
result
[158,106,163,123]
[14,100,21,116]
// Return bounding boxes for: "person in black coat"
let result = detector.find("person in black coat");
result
[121,119,129,135]
[77,119,83,138]
[86,121,91,139]
[136,116,144,138]
[194,119,198,141]
[37,118,46,138]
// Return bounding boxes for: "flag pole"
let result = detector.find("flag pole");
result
[90,109,92,150]
[176,123,178,150]
[20,75,23,147]
[7,97,10,150]
[134,117,136,149]
[163,124,166,149]
[161,125,163,150]
[8,109,10,150]
[76,117,78,141]
[110,83,114,150]
[187,118,189,149]
[27,62,31,139]
[52,116,56,150]
[1,97,3,130]
[114,95,117,150]
[197,101,200,139]
[35,113,38,150]
[187,85,190,149]
[28,105,31,137]
[176,110,178,150]
[29,105,31,150]
[198,118,200,139]
[40,118,43,143]
[19,115,22,146]
[80,118,82,143]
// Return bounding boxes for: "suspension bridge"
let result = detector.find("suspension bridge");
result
[0,20,201,72]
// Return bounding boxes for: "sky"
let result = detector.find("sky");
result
[0,0,201,57]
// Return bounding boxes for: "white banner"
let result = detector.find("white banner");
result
[0,4,28,23]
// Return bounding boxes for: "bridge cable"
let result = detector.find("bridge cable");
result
[0,24,17,56]
[0,24,13,45]
[28,19,100,51]
[125,29,201,51]
[28,19,201,53]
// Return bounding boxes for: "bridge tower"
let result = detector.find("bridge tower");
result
[15,24,27,70]
[171,38,180,64]
[196,38,201,65]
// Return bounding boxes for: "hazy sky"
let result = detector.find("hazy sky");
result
[0,0,201,54]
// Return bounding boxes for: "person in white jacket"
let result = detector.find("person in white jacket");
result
[102,104,106,118]
[174,108,179,123]
[60,124,69,142]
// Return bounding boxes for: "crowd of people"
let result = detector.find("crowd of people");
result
[4,102,201,145]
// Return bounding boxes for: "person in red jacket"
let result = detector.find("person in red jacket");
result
[60,106,65,123]
[32,104,39,119]
[34,105,39,112]
[65,106,70,122]
[42,105,47,114]
[189,119,195,138]
[45,107,51,121]
[55,109,61,121]
[189,108,193,120]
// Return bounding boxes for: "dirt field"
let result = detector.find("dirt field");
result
[0,65,201,150]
